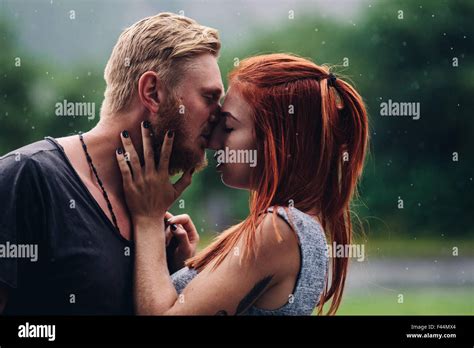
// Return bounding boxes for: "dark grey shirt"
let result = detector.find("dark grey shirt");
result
[172,206,328,315]
[0,137,134,315]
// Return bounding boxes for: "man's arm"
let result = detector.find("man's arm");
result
[0,285,8,314]
[0,155,45,314]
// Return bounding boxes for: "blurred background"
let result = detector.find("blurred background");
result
[0,0,472,314]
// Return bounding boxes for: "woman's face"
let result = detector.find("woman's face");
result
[208,86,257,190]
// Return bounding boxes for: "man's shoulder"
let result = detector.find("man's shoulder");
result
[1,137,59,160]
[0,138,62,176]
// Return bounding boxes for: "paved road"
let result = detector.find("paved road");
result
[344,257,474,291]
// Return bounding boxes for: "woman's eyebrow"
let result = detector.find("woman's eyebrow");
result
[221,111,241,123]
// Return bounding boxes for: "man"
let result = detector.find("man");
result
[0,12,224,314]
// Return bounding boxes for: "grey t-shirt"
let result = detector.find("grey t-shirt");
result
[172,206,328,315]
[0,137,134,315]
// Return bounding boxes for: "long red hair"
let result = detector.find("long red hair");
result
[186,53,369,315]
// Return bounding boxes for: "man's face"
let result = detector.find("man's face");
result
[152,54,224,175]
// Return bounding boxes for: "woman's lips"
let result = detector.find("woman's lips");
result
[214,152,223,171]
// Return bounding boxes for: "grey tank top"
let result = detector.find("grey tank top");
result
[171,206,329,315]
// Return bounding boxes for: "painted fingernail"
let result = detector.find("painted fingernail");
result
[116,147,123,155]
[167,130,174,138]
[171,224,177,231]
[143,120,151,129]
[122,130,129,138]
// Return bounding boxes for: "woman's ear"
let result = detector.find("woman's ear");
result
[138,71,165,114]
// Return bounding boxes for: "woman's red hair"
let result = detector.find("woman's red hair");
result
[186,53,369,315]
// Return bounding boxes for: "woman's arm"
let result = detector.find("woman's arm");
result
[116,122,298,315]
[133,212,296,315]
[133,216,177,314]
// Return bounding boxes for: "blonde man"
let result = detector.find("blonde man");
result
[0,12,223,315]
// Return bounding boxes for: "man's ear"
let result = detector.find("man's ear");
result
[137,71,165,114]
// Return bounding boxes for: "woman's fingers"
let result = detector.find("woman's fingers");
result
[120,130,142,181]
[141,121,155,175]
[171,225,191,247]
[158,130,174,174]
[164,212,175,245]
[167,213,199,243]
[165,225,173,246]
[115,148,133,188]
[167,214,195,231]
[173,167,194,197]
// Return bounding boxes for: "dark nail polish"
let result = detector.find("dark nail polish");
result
[122,130,129,138]
[167,130,174,138]
[143,120,151,129]
[116,147,123,155]
[171,224,177,231]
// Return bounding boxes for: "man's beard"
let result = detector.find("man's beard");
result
[151,96,208,176]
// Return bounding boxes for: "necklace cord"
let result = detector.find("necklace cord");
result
[78,134,121,233]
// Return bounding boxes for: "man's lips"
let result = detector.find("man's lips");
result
[201,125,213,137]
[200,128,212,146]
[201,117,219,146]
[201,116,219,141]
[200,133,211,141]
[200,134,210,148]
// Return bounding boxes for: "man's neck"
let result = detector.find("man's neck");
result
[77,116,145,199]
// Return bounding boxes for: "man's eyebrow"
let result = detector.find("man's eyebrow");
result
[221,111,241,123]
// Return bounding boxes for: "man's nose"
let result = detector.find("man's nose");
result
[207,117,224,150]
[208,104,221,124]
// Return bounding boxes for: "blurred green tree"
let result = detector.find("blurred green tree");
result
[1,0,472,239]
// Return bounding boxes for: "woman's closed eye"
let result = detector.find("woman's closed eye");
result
[223,123,234,133]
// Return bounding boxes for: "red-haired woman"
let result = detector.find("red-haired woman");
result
[116,53,369,315]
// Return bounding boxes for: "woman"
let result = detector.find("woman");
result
[116,53,368,315]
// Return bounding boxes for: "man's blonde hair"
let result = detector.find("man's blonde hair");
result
[103,12,221,114]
